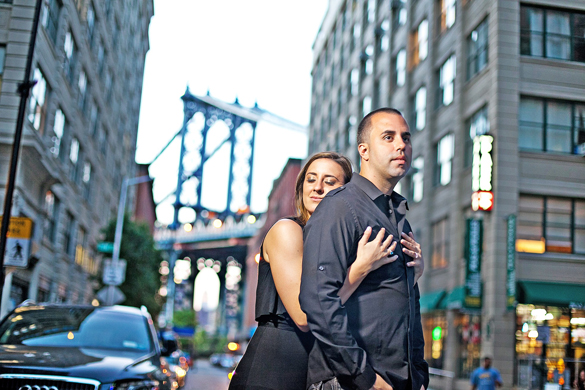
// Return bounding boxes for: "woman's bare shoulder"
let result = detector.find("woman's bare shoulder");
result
[263,219,303,262]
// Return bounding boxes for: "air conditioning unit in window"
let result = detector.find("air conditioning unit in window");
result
[576,143,585,156]
[391,0,403,9]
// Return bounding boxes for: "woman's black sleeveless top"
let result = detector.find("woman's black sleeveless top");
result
[254,217,302,323]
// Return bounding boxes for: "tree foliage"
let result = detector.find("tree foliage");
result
[100,215,162,317]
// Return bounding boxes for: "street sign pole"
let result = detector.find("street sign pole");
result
[105,175,152,305]
[0,0,43,305]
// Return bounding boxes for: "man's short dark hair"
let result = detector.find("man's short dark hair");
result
[357,107,405,145]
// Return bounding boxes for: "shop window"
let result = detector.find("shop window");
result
[520,6,585,63]
[28,67,49,133]
[431,218,448,268]
[457,314,481,379]
[467,18,489,80]
[516,304,585,389]
[434,133,454,186]
[517,195,585,254]
[438,55,456,107]
[423,315,447,369]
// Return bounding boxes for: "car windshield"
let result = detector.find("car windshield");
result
[0,306,153,352]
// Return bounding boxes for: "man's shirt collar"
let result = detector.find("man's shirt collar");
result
[350,173,409,211]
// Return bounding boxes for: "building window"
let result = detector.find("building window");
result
[51,108,65,158]
[63,212,75,257]
[69,138,80,183]
[362,96,372,117]
[411,156,424,203]
[435,133,454,186]
[0,46,5,94]
[86,3,95,46]
[367,0,376,23]
[90,104,99,136]
[64,31,77,84]
[28,67,49,132]
[411,19,429,67]
[75,227,86,266]
[395,49,406,87]
[414,86,427,131]
[82,161,91,201]
[465,106,489,167]
[521,6,585,63]
[97,40,105,76]
[350,68,359,96]
[438,55,456,107]
[392,0,407,29]
[519,97,585,154]
[353,24,361,52]
[78,69,87,109]
[467,18,489,79]
[44,190,59,243]
[439,0,456,32]
[378,20,390,52]
[41,0,61,44]
[517,195,585,254]
[431,218,448,268]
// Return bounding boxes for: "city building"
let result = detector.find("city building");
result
[0,0,153,313]
[309,0,585,389]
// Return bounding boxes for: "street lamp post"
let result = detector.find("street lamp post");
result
[104,175,153,305]
[0,0,43,308]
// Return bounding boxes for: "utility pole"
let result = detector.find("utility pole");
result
[0,0,43,305]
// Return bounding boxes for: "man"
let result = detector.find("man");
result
[470,357,503,390]
[300,108,429,390]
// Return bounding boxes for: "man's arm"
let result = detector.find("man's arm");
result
[412,285,430,390]
[299,196,377,390]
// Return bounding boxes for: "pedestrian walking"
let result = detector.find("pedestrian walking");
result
[470,357,503,390]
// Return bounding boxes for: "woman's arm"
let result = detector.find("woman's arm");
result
[337,227,398,304]
[263,219,309,332]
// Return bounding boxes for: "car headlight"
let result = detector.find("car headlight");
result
[111,380,160,390]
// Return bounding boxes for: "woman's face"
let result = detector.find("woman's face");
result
[302,158,346,216]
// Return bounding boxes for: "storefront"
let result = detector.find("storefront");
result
[421,287,482,380]
[516,281,585,389]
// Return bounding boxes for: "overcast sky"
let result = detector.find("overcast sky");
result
[135,0,329,224]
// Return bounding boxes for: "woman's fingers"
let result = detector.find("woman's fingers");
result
[374,228,386,243]
[359,226,372,246]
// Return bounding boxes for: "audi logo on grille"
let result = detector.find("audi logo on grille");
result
[18,386,58,390]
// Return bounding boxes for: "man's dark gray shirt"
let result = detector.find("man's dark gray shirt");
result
[299,173,429,390]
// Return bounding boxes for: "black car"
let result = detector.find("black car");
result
[0,303,177,390]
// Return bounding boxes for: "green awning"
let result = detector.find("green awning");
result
[517,281,585,307]
[420,290,446,313]
[444,286,465,309]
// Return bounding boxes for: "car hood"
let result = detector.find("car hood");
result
[0,345,159,382]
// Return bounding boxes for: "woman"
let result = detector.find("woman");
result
[229,152,424,390]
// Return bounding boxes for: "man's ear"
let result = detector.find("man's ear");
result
[358,143,369,161]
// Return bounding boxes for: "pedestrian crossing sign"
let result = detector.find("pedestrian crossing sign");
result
[1,217,33,268]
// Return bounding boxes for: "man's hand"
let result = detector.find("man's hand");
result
[369,374,393,390]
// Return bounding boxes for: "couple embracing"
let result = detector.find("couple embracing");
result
[229,108,429,390]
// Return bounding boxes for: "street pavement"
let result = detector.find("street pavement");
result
[184,358,231,390]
